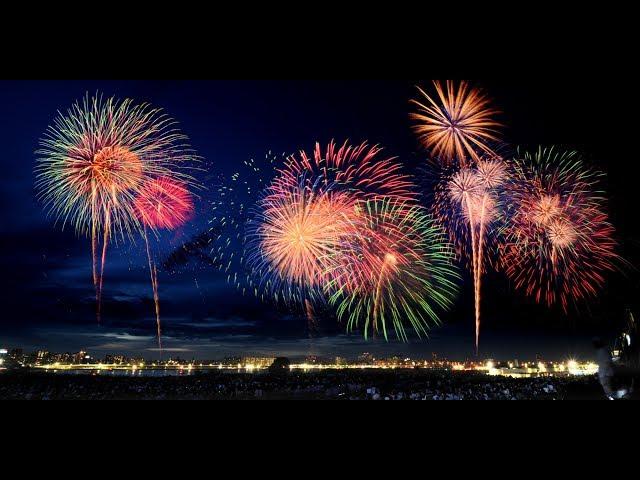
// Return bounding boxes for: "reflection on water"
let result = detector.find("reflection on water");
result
[49,368,203,377]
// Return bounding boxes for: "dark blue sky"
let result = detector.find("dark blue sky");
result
[0,80,637,361]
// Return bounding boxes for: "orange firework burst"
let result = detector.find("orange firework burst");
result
[247,176,357,304]
[245,140,416,313]
[476,158,508,189]
[546,218,578,248]
[91,146,144,193]
[35,93,198,322]
[411,81,503,166]
[530,194,562,226]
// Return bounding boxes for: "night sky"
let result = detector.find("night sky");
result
[0,79,637,361]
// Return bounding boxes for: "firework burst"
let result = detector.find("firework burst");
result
[326,198,459,341]
[246,175,357,305]
[135,177,195,350]
[411,81,503,166]
[135,177,194,231]
[35,93,198,322]
[433,157,509,352]
[273,140,416,203]
[244,140,416,335]
[209,152,284,296]
[501,147,620,311]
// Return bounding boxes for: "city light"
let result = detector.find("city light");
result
[0,348,603,379]
[566,360,598,376]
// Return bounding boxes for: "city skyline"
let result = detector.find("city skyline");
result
[1,345,598,372]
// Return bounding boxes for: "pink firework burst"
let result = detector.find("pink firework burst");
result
[135,177,194,231]
[134,177,195,352]
[433,157,510,353]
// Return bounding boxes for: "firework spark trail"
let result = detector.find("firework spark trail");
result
[475,195,488,350]
[143,225,162,352]
[473,160,506,352]
[135,177,195,352]
[36,93,199,323]
[472,193,493,352]
[97,209,111,322]
[411,81,503,166]
[91,185,99,310]
[467,195,481,351]
[502,147,621,311]
[436,159,507,353]
[304,299,318,337]
[448,169,483,350]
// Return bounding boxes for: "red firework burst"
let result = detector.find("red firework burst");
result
[273,140,416,203]
[135,177,194,231]
[134,177,195,352]
[501,147,620,311]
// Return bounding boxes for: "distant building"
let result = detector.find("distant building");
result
[105,355,126,365]
[223,356,242,366]
[35,350,50,365]
[374,356,409,368]
[242,357,276,368]
[49,353,63,363]
[358,353,375,365]
[305,355,319,365]
[9,348,23,361]
[73,351,87,364]
[0,349,22,370]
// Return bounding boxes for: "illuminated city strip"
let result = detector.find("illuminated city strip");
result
[21,360,599,377]
[1,348,599,378]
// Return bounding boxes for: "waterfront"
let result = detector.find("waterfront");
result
[0,348,601,379]
[1,348,611,400]
[2,360,601,378]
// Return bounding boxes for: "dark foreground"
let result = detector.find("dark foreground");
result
[0,369,617,400]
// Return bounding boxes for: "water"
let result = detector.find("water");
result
[43,368,208,377]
